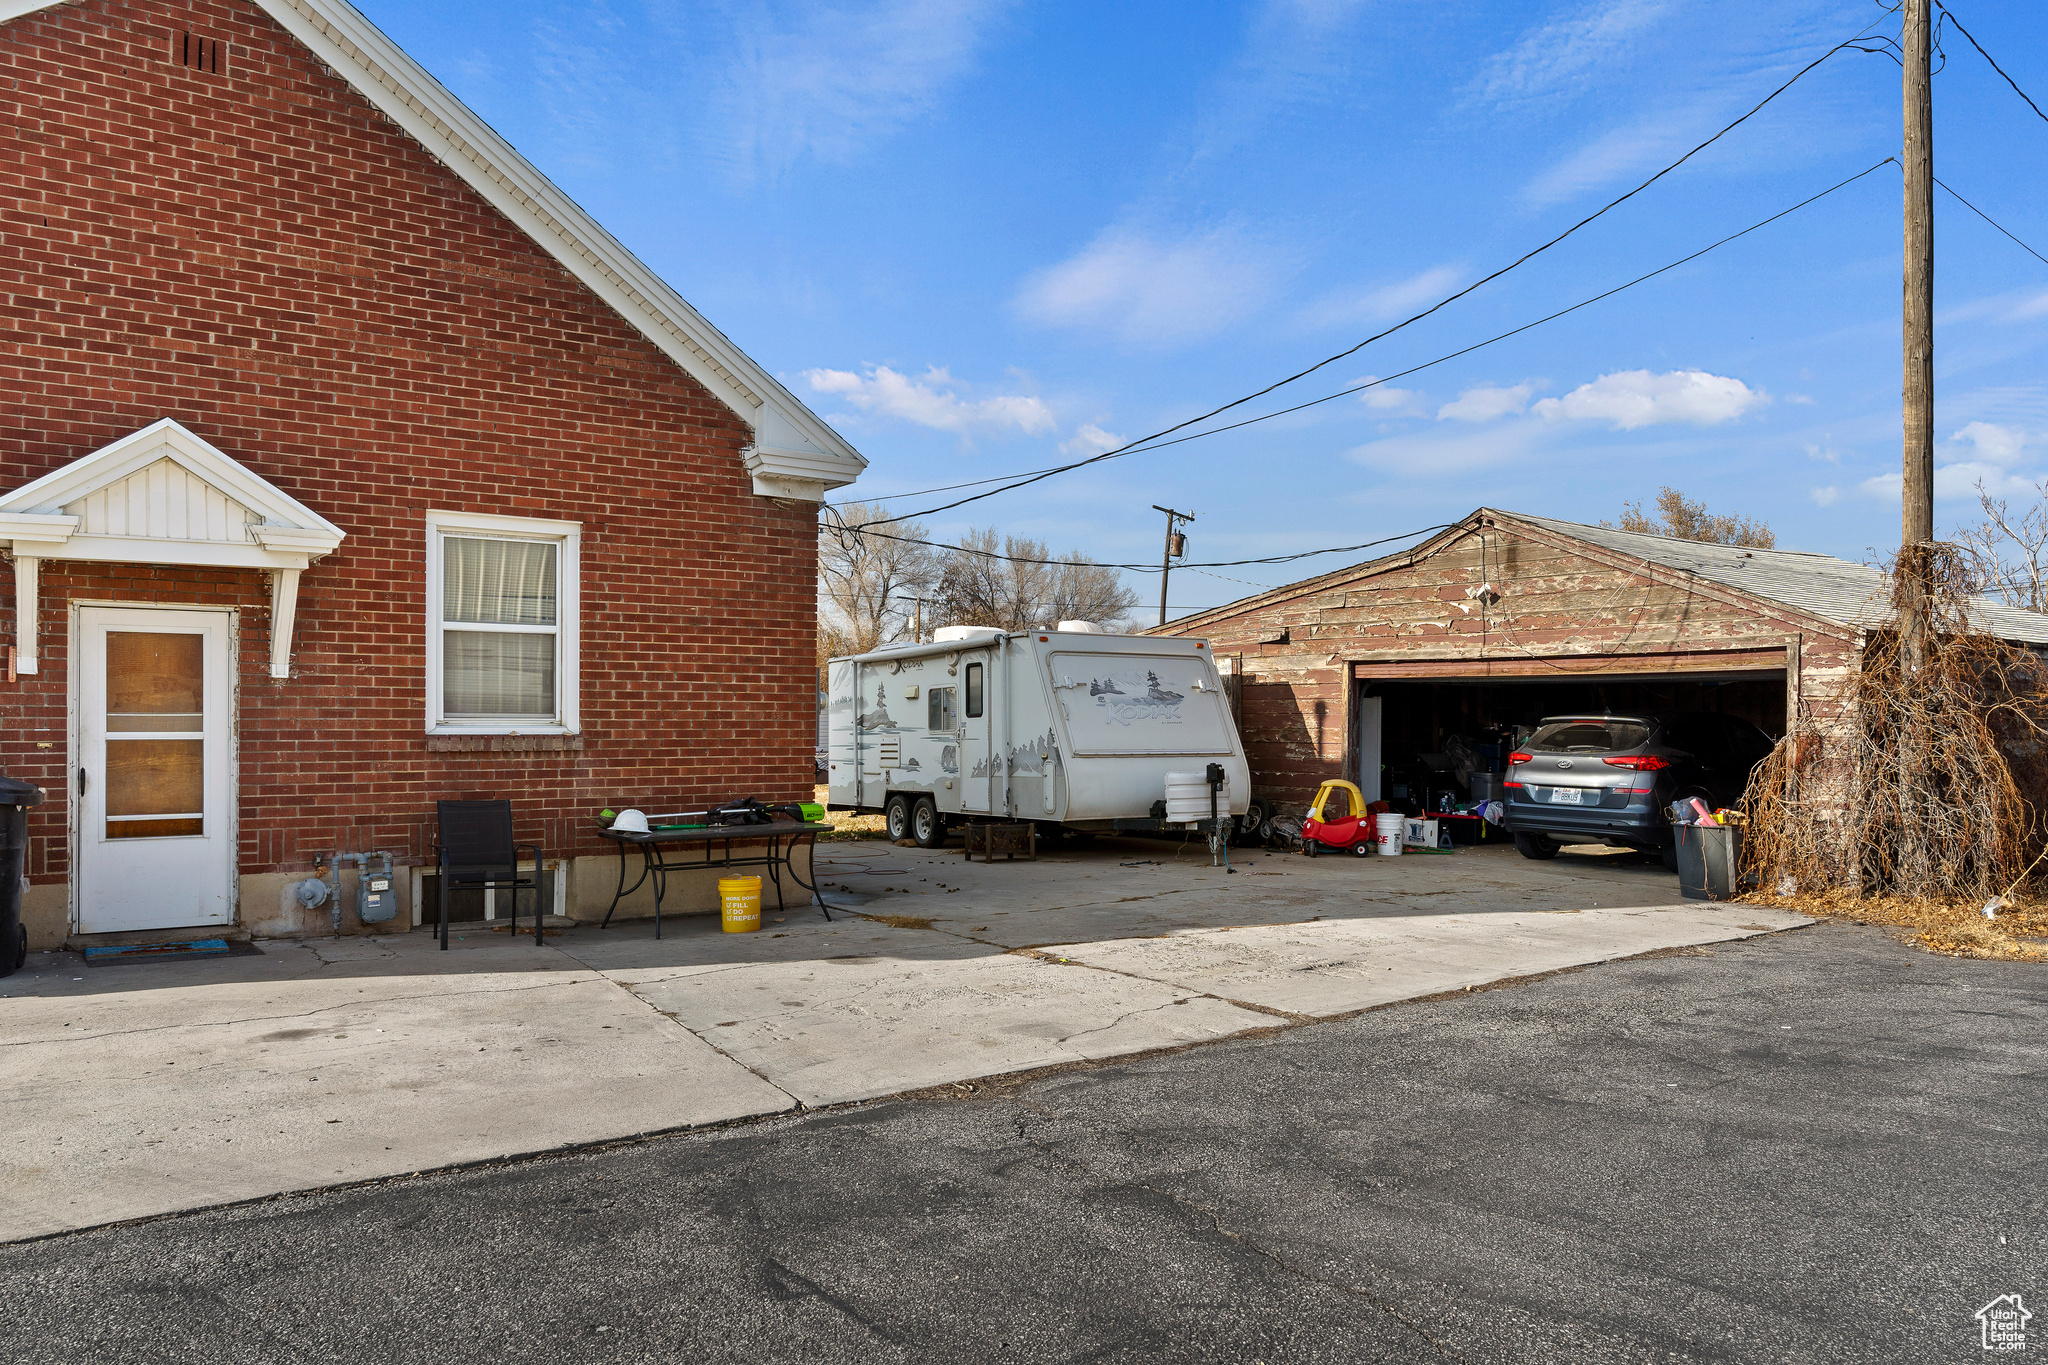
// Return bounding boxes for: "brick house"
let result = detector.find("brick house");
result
[0,0,864,949]
[1156,508,2048,823]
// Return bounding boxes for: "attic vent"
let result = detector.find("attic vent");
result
[172,31,227,75]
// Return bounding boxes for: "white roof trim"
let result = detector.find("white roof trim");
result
[0,2,67,23]
[0,419,346,569]
[260,0,866,499]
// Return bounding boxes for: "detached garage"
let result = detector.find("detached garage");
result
[1155,509,1946,826]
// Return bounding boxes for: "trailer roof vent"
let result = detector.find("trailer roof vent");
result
[934,625,1003,643]
[1055,620,1109,634]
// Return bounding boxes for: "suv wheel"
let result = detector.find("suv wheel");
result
[1514,831,1560,860]
[1661,842,1681,874]
[884,794,913,842]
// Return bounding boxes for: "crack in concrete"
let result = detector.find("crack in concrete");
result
[609,978,803,1110]
[1054,997,1185,1047]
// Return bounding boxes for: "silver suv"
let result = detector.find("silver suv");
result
[1503,712,1775,870]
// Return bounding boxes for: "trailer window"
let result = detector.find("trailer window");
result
[928,686,958,732]
[964,663,984,718]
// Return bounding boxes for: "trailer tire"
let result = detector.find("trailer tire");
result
[884,794,914,842]
[911,798,946,848]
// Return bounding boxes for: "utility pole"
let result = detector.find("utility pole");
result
[1153,505,1194,629]
[1900,0,1935,668]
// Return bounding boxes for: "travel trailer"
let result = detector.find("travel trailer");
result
[825,623,1253,845]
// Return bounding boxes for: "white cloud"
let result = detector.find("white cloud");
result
[1474,0,1669,106]
[1059,423,1125,456]
[1804,442,1842,464]
[1308,264,1466,327]
[1438,382,1539,423]
[1810,485,1840,507]
[1522,116,1689,208]
[1356,377,1426,414]
[1860,464,2040,502]
[802,365,1054,436]
[1532,369,1765,429]
[1862,422,2048,501]
[713,0,1013,175]
[1949,420,2029,466]
[1015,225,1281,348]
[1347,420,1551,476]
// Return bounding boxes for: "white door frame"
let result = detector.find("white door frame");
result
[70,602,239,934]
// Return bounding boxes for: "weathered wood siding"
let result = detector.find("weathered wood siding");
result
[1164,519,1860,812]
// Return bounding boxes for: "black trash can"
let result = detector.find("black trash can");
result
[1675,822,1740,901]
[0,774,47,977]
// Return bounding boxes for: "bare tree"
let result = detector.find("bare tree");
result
[1953,478,2048,613]
[817,501,940,663]
[931,527,1138,633]
[1604,487,1775,548]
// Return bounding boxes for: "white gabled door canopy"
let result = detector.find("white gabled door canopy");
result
[0,419,345,678]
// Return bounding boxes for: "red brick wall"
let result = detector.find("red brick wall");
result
[0,0,818,890]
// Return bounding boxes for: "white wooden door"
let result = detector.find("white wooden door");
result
[960,654,991,811]
[75,606,235,933]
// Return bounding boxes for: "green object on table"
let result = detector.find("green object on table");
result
[796,802,825,824]
[653,823,711,831]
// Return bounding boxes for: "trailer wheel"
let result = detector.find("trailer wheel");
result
[911,797,947,848]
[884,794,913,842]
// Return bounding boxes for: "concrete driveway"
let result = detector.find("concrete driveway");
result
[0,838,1805,1242]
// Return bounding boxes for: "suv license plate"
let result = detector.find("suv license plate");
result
[1549,787,1584,805]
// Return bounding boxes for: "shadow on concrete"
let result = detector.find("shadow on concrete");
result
[3,836,1687,1000]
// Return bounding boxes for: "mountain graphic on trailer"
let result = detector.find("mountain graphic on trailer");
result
[1093,671,1182,706]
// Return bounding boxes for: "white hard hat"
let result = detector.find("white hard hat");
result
[611,808,650,833]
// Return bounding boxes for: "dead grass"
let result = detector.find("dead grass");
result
[1742,888,2048,961]
[860,913,939,931]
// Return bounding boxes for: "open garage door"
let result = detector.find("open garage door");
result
[1354,650,1790,812]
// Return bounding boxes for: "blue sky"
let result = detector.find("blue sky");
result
[359,0,2048,620]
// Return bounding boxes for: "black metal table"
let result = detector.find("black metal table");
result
[597,822,835,939]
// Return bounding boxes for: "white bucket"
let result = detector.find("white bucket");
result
[1164,770,1231,824]
[1375,812,1405,857]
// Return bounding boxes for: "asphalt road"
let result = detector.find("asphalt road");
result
[4,922,2040,1364]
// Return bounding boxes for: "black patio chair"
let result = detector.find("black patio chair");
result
[435,800,547,950]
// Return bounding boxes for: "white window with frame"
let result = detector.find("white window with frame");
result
[425,511,580,734]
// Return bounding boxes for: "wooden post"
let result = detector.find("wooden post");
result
[1900,0,1935,667]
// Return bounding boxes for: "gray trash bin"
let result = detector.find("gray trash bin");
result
[0,775,46,977]
[1675,822,1740,901]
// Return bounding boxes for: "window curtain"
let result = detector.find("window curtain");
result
[444,537,557,625]
[443,537,557,717]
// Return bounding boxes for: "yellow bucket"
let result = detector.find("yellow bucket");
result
[718,875,762,933]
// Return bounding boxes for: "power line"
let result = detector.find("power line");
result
[855,19,1893,530]
[831,156,1894,520]
[835,519,1456,575]
[1935,176,2048,268]
[1934,1,2048,128]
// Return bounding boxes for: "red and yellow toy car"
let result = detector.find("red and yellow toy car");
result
[1300,779,1378,857]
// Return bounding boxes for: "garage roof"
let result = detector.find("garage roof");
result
[1507,511,2048,645]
